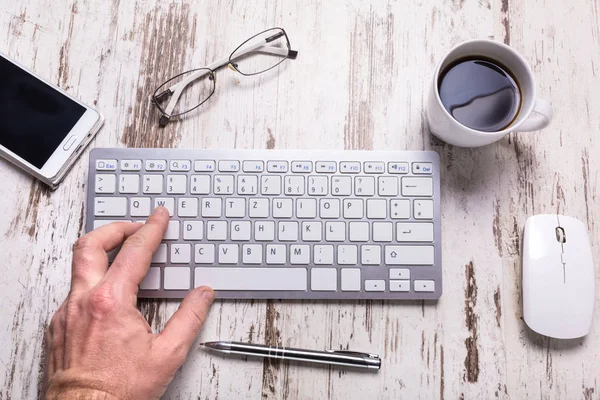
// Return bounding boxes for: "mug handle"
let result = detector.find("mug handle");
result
[518,98,553,132]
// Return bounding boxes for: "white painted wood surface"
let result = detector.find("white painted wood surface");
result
[1,0,599,398]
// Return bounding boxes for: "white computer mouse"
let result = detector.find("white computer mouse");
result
[523,214,595,339]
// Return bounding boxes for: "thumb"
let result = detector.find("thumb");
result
[159,286,215,359]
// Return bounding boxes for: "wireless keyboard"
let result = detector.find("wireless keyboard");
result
[86,148,442,300]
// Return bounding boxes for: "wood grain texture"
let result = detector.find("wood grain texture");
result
[1,0,599,399]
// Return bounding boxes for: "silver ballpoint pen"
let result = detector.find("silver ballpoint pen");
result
[200,341,381,370]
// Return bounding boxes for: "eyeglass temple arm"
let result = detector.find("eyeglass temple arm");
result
[161,43,297,117]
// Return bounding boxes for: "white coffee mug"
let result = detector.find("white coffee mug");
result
[427,40,553,147]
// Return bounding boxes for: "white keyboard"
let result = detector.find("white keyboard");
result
[86,149,442,300]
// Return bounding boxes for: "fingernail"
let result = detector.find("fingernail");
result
[155,206,168,216]
[201,288,215,304]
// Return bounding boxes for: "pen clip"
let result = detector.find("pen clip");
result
[325,349,380,359]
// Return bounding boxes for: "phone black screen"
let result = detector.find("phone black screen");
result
[0,56,86,168]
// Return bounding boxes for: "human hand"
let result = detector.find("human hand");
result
[44,207,215,400]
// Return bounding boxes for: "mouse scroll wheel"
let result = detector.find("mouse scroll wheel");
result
[555,227,566,243]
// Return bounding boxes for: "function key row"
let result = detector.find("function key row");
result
[96,159,433,175]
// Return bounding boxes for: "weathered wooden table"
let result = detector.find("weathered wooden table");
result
[1,1,599,399]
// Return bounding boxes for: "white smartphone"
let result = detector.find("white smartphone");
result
[0,52,104,189]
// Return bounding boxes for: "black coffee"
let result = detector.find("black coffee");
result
[438,57,521,132]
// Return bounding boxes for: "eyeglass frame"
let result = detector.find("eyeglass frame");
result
[151,27,298,127]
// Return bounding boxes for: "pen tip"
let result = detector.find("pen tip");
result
[199,342,205,346]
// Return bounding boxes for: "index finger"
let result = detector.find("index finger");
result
[103,207,169,298]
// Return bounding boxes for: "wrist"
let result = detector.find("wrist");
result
[45,370,121,400]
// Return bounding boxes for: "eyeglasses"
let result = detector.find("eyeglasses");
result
[151,27,298,127]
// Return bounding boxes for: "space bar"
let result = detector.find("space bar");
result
[194,268,307,291]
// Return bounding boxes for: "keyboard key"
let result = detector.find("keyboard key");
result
[285,176,305,195]
[290,245,310,264]
[343,199,363,219]
[316,161,337,173]
[365,280,385,291]
[95,174,116,193]
[167,175,187,194]
[278,221,298,241]
[242,244,263,264]
[390,280,410,292]
[140,267,160,290]
[273,198,293,218]
[225,198,246,218]
[231,221,251,241]
[354,176,375,196]
[338,245,358,265]
[143,175,163,194]
[320,199,340,218]
[414,199,434,219]
[119,174,139,194]
[314,245,334,264]
[201,198,222,217]
[151,243,167,263]
[194,160,215,172]
[372,222,393,242]
[349,222,369,242]
[164,221,180,240]
[267,161,288,173]
[207,221,227,240]
[194,267,307,291]
[171,244,191,263]
[401,177,433,197]
[364,162,385,173]
[266,245,286,264]
[242,160,264,172]
[414,280,435,292]
[237,175,258,194]
[325,222,346,242]
[164,267,190,290]
[170,160,191,171]
[94,197,126,216]
[154,198,174,216]
[178,198,198,217]
[341,268,361,291]
[130,197,151,217]
[340,162,360,173]
[388,162,409,174]
[331,176,352,195]
[396,222,434,242]
[145,160,167,171]
[296,198,317,218]
[120,160,142,171]
[311,268,337,291]
[361,245,381,265]
[190,175,211,194]
[308,176,328,196]
[93,219,131,229]
[291,161,312,173]
[218,160,240,172]
[255,221,275,241]
[367,199,387,219]
[214,175,234,194]
[378,176,398,196]
[249,199,269,218]
[385,245,434,265]
[389,268,410,279]
[390,199,410,219]
[261,175,282,195]
[183,221,203,240]
[96,159,117,170]
[195,244,215,264]
[218,244,239,264]
[412,162,433,174]
[302,222,322,241]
